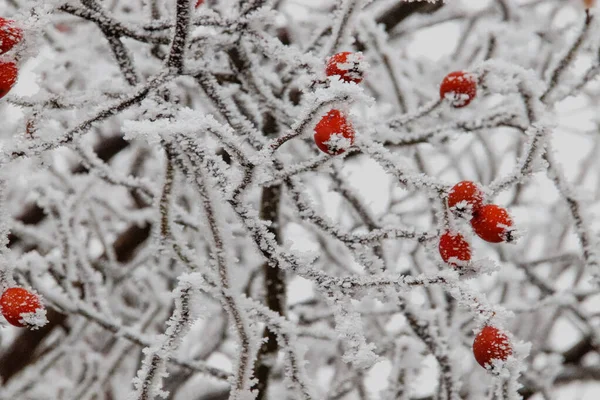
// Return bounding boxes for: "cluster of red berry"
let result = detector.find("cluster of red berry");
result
[0,17,21,100]
[314,59,514,370]
[0,286,45,328]
[443,180,515,255]
[437,72,516,371]
[313,52,365,155]
[441,186,516,370]
[313,67,479,156]
[440,181,516,370]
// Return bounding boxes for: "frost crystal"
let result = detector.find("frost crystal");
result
[19,307,48,329]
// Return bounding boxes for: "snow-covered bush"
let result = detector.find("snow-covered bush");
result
[0,1,599,399]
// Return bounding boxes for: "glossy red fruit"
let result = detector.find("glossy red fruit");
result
[195,0,204,7]
[0,18,23,54]
[0,287,44,327]
[0,61,18,99]
[326,52,365,84]
[473,326,513,369]
[439,231,471,267]
[314,109,355,155]
[447,181,484,214]
[440,71,477,108]
[470,204,514,243]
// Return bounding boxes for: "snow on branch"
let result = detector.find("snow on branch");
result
[131,282,195,400]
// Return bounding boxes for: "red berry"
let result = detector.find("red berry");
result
[0,287,45,328]
[0,18,23,54]
[195,0,204,7]
[326,52,365,84]
[439,231,471,267]
[314,109,355,155]
[470,204,514,243]
[473,326,513,369]
[0,61,17,99]
[440,71,477,108]
[447,181,484,214]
